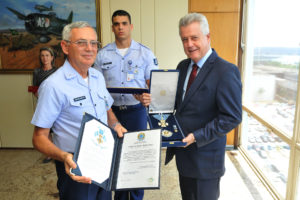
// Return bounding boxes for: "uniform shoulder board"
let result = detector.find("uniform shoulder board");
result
[153,58,158,65]
[101,43,111,49]
[138,42,151,50]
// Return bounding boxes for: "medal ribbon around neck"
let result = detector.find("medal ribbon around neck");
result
[153,113,170,127]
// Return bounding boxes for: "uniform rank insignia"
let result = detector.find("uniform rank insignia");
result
[153,58,158,65]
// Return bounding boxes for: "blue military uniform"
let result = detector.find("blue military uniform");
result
[94,40,158,200]
[94,40,158,106]
[31,60,114,200]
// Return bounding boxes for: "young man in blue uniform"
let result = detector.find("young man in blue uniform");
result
[94,10,158,200]
[31,21,127,200]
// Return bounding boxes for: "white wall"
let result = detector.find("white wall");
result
[0,74,35,147]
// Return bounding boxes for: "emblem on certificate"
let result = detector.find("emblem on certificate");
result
[162,130,173,137]
[94,128,106,145]
[160,90,166,96]
[97,134,104,144]
[148,177,154,183]
[137,132,145,141]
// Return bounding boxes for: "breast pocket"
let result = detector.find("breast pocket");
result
[101,61,118,82]
[69,98,91,121]
[127,60,145,80]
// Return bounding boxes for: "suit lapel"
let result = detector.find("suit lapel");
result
[176,59,190,108]
[177,51,217,112]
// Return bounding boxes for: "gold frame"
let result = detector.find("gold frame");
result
[95,0,102,47]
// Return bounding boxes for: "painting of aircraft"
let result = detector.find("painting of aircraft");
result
[6,7,73,43]
[34,5,53,12]
[0,0,97,71]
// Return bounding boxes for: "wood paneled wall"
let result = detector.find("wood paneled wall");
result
[189,0,241,146]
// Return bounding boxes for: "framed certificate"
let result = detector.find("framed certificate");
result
[71,113,161,191]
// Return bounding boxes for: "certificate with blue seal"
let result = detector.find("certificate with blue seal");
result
[148,70,186,147]
[71,113,161,191]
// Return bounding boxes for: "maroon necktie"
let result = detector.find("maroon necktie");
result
[186,64,198,91]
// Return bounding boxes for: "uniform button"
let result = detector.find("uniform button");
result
[122,82,124,84]
[122,70,124,72]
[80,103,82,106]
[122,58,124,60]
[94,104,96,106]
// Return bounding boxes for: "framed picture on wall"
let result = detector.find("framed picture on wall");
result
[0,0,100,73]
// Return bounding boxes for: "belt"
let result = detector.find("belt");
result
[112,103,143,111]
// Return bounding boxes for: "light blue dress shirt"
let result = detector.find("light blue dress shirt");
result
[31,60,114,153]
[94,40,158,106]
[182,48,213,99]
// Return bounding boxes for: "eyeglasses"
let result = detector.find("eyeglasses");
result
[65,39,100,49]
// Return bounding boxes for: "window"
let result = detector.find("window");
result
[241,113,290,197]
[240,0,300,199]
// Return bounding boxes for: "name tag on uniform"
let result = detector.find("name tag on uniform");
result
[74,96,86,102]
[103,62,112,66]
[127,72,134,82]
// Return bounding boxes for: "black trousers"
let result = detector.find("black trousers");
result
[55,160,111,200]
[179,174,220,200]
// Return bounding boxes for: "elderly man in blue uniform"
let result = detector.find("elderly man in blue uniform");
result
[166,13,242,200]
[31,21,127,200]
[94,10,158,200]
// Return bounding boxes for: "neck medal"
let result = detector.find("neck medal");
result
[153,113,170,128]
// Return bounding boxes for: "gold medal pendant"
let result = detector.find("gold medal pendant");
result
[153,113,170,128]
[162,130,173,137]
[158,114,169,127]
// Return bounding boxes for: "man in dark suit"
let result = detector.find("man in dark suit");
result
[166,13,242,200]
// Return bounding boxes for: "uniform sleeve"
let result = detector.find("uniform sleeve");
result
[31,80,64,128]
[98,71,114,110]
[144,50,159,80]
[104,89,114,111]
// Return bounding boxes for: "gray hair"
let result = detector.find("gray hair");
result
[179,13,210,35]
[62,21,97,40]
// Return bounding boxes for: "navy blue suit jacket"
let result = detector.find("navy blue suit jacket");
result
[166,49,242,179]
